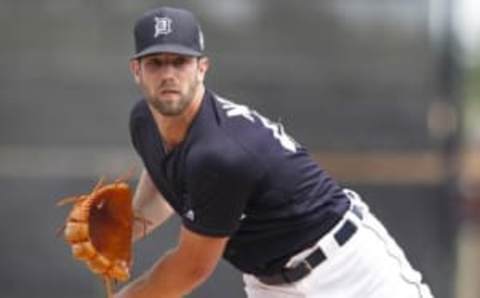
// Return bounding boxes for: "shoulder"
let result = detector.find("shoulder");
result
[130,99,149,124]
[128,99,154,151]
[191,134,248,169]
[129,99,152,133]
[187,91,266,178]
[188,130,262,182]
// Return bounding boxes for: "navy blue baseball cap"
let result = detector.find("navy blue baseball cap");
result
[132,7,205,59]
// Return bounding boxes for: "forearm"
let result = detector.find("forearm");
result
[133,169,174,241]
[133,198,173,241]
[116,248,211,298]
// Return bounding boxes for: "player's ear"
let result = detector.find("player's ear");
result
[129,59,141,84]
[197,56,209,81]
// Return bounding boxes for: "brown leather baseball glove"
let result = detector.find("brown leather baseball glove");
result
[58,177,134,283]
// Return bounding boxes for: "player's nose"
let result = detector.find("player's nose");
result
[159,64,177,78]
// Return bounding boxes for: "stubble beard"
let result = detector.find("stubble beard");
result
[145,77,199,117]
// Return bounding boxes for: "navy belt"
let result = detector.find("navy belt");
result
[257,205,363,285]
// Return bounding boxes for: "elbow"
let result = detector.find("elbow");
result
[186,263,216,288]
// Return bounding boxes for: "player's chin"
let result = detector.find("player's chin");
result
[155,101,185,116]
[153,91,176,104]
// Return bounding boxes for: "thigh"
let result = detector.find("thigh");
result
[296,212,433,298]
[359,212,434,298]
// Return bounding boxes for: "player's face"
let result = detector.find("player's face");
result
[130,53,208,116]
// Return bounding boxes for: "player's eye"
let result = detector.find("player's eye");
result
[144,58,164,69]
[142,56,190,70]
[172,56,189,67]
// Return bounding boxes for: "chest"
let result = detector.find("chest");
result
[145,144,193,215]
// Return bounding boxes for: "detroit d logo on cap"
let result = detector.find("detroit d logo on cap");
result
[154,17,172,38]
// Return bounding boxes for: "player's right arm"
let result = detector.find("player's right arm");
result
[132,168,174,241]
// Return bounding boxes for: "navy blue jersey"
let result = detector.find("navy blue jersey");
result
[129,90,349,275]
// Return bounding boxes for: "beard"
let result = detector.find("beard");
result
[143,77,199,117]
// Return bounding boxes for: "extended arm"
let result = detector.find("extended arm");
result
[133,169,174,241]
[115,226,229,298]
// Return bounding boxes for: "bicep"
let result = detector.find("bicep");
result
[184,168,256,236]
[184,145,261,236]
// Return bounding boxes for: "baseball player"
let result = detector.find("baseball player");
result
[116,6,434,298]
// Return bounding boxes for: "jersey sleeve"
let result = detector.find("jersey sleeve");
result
[182,144,261,237]
[129,100,147,154]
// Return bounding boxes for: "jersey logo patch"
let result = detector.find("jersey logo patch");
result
[154,17,172,38]
[184,209,195,221]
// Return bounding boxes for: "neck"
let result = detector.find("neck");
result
[150,85,205,152]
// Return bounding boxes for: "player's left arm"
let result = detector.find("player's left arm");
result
[115,225,229,298]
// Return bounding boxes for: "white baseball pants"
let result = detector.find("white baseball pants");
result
[243,191,434,298]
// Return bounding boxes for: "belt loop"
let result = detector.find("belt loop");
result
[351,204,363,220]
[302,259,313,272]
[343,188,357,201]
[343,188,365,220]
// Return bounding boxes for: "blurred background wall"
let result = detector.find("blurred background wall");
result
[1,0,479,297]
